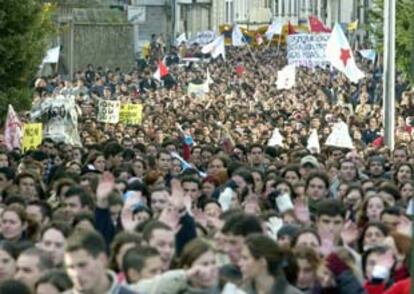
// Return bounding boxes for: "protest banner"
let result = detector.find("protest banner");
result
[30,95,82,146]
[188,82,209,98]
[97,100,120,124]
[188,31,216,45]
[287,33,330,68]
[22,123,42,152]
[120,104,143,125]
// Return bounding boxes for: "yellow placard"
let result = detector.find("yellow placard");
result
[120,104,143,125]
[22,123,43,152]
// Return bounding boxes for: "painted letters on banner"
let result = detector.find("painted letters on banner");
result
[97,100,121,124]
[287,33,330,68]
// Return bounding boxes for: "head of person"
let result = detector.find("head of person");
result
[282,165,301,185]
[367,156,385,177]
[15,248,53,292]
[221,213,262,265]
[86,151,106,173]
[1,204,29,242]
[64,230,109,293]
[178,238,218,289]
[62,186,95,218]
[393,146,408,166]
[0,241,18,282]
[380,207,401,230]
[103,142,124,168]
[305,172,330,202]
[358,221,389,252]
[294,246,321,291]
[292,228,321,252]
[122,246,162,284]
[362,246,389,281]
[360,194,387,223]
[248,144,264,166]
[156,149,172,173]
[239,234,284,281]
[276,224,300,250]
[231,169,255,200]
[343,185,364,211]
[338,159,358,183]
[109,231,141,273]
[181,176,202,202]
[142,221,175,271]
[207,156,228,177]
[37,222,71,267]
[202,199,222,219]
[35,270,73,294]
[300,155,320,179]
[394,163,413,185]
[16,173,38,200]
[316,199,345,241]
[0,167,15,192]
[201,176,219,198]
[26,200,52,228]
[378,183,400,207]
[150,187,170,215]
[399,181,414,204]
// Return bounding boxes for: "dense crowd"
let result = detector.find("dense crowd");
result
[0,35,412,294]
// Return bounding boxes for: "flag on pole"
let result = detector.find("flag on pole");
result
[308,16,331,33]
[4,105,22,151]
[265,21,284,40]
[175,33,187,46]
[268,128,284,147]
[325,121,354,149]
[276,64,296,90]
[288,22,297,35]
[232,24,246,46]
[325,23,364,83]
[347,20,358,31]
[202,35,226,59]
[153,59,169,81]
[358,49,376,63]
[307,129,320,153]
[256,32,263,45]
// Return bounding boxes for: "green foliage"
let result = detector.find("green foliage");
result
[369,0,414,83]
[0,0,56,121]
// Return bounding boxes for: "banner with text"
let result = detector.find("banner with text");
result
[120,104,143,125]
[287,33,330,68]
[97,100,120,124]
[22,123,43,152]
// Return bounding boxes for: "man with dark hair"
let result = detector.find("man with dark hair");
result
[181,176,202,203]
[247,144,265,172]
[221,213,263,266]
[380,207,401,230]
[316,199,346,244]
[38,221,71,267]
[156,149,172,174]
[392,145,408,167]
[122,246,162,284]
[305,171,330,214]
[15,247,54,292]
[63,186,95,219]
[26,200,51,226]
[16,173,38,200]
[103,142,124,170]
[64,230,136,293]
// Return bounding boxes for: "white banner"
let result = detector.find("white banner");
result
[188,31,216,45]
[97,100,121,124]
[287,33,330,68]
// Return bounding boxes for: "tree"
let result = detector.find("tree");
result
[0,0,56,122]
[369,0,414,83]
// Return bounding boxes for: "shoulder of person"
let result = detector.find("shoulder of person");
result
[132,269,187,293]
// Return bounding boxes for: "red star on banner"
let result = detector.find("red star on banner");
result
[340,48,351,66]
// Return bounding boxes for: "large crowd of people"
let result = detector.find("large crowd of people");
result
[0,34,413,294]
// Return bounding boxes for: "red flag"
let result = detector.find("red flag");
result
[255,32,263,45]
[288,22,297,35]
[4,105,22,150]
[308,16,331,33]
[235,64,245,76]
[153,59,169,81]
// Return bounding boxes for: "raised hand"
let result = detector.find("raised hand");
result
[96,172,115,208]
[340,220,359,246]
[294,198,310,223]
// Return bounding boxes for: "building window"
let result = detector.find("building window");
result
[264,0,271,9]
[225,0,234,24]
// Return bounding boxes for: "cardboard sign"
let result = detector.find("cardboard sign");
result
[287,33,330,68]
[97,100,120,124]
[22,123,42,152]
[119,104,143,125]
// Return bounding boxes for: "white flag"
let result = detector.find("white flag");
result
[307,129,320,154]
[265,21,284,40]
[202,35,225,59]
[276,64,296,90]
[325,23,364,83]
[175,33,187,46]
[358,49,376,63]
[268,128,284,147]
[325,121,354,149]
[232,24,245,46]
[206,69,214,85]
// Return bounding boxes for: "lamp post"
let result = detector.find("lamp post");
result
[383,0,395,150]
